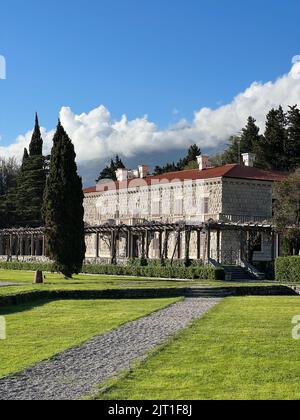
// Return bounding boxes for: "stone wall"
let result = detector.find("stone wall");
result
[84,176,275,264]
[221,179,273,220]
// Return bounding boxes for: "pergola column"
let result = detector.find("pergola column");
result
[126,230,131,258]
[31,234,35,257]
[217,229,221,263]
[95,233,100,258]
[111,230,117,265]
[177,231,181,259]
[141,232,146,260]
[184,228,191,267]
[207,224,211,262]
[159,231,164,264]
[42,235,46,257]
[145,230,150,259]
[163,229,169,260]
[197,230,201,260]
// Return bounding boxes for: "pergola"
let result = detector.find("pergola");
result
[0,220,275,265]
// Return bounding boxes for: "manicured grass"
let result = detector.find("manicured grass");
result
[97,296,300,400]
[0,297,179,378]
[0,269,277,295]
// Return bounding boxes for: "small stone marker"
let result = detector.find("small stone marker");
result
[34,271,44,284]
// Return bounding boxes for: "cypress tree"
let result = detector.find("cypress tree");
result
[43,121,86,278]
[16,115,46,226]
[29,113,43,156]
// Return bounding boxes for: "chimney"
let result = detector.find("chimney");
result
[197,155,211,171]
[242,153,256,167]
[116,168,128,182]
[138,165,149,179]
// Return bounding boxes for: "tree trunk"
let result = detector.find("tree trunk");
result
[34,271,43,284]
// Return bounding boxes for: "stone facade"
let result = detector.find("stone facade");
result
[84,169,277,265]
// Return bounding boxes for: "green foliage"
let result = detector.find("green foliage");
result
[285,105,300,171]
[0,157,19,197]
[215,106,300,172]
[29,114,43,156]
[16,151,46,227]
[43,122,86,278]
[220,136,242,165]
[153,144,201,175]
[82,262,224,280]
[0,157,20,228]
[0,261,55,272]
[0,261,224,280]
[258,106,287,171]
[275,256,300,283]
[96,155,125,182]
[15,115,47,227]
[273,168,300,253]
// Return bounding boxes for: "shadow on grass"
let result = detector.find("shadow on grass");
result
[0,299,55,316]
[0,285,297,315]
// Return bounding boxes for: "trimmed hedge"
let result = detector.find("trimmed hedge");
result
[275,257,300,283]
[82,264,225,280]
[0,261,55,272]
[0,261,225,281]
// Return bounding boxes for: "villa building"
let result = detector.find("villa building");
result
[83,154,286,270]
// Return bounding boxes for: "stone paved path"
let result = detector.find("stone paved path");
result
[0,298,221,401]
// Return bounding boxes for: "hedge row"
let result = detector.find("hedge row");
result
[275,257,300,283]
[0,261,55,272]
[82,264,225,280]
[0,261,225,280]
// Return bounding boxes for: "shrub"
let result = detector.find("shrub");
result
[0,261,55,272]
[0,261,225,281]
[275,257,300,283]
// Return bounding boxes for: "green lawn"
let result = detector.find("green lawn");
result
[97,296,300,400]
[0,270,277,299]
[0,297,179,378]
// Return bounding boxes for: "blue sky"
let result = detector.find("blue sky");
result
[0,0,300,172]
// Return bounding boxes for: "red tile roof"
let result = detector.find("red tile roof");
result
[83,164,288,194]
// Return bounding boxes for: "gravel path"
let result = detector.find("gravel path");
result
[0,298,221,401]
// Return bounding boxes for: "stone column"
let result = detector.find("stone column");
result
[207,225,211,262]
[31,234,34,257]
[42,235,46,257]
[217,229,221,263]
[197,231,201,260]
[140,232,145,260]
[95,233,99,258]
[184,228,191,267]
[145,230,150,259]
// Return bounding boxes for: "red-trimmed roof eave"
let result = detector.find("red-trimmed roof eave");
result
[83,164,288,194]
[83,186,97,194]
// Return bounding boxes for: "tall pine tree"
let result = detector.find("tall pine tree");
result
[96,155,125,182]
[258,106,287,171]
[220,118,261,165]
[16,114,46,227]
[43,121,86,278]
[240,117,261,154]
[286,105,300,171]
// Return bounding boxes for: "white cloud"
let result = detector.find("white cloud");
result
[1,62,300,163]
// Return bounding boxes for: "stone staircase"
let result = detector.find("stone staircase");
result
[185,287,234,298]
[223,265,254,281]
